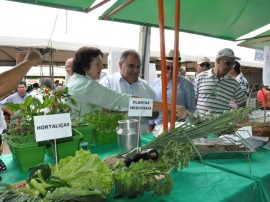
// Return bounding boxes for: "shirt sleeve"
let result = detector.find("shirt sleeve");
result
[193,77,199,102]
[84,80,131,111]
[185,81,196,113]
[234,85,247,106]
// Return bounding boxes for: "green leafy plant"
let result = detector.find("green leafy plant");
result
[5,87,76,136]
[83,110,126,138]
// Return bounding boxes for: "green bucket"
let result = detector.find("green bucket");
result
[73,125,96,148]
[7,136,46,172]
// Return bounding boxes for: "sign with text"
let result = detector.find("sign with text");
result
[34,113,72,142]
[128,98,153,117]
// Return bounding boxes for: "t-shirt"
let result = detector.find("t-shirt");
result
[194,69,247,118]
[257,88,270,108]
[235,73,249,95]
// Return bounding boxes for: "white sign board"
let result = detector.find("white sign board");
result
[34,113,72,142]
[128,98,153,117]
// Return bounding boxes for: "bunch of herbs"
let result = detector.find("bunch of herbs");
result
[83,110,126,139]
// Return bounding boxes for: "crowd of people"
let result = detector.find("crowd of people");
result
[0,47,270,174]
[1,47,270,132]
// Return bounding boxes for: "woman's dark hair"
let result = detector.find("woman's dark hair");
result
[73,47,103,75]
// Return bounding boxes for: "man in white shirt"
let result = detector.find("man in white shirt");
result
[99,49,158,132]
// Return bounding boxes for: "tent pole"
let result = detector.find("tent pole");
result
[139,26,151,80]
[103,0,134,20]
[88,0,111,13]
[170,0,181,129]
[235,34,270,42]
[158,0,168,131]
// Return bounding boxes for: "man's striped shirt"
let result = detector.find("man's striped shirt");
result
[194,69,246,117]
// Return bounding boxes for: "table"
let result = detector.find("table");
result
[1,133,269,202]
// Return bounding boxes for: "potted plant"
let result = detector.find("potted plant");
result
[83,110,127,145]
[70,104,97,149]
[4,87,79,170]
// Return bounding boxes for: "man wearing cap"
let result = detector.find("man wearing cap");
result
[150,49,196,127]
[195,56,211,76]
[194,48,246,118]
[229,61,249,96]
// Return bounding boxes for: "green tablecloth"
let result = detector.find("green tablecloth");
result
[0,133,268,202]
[201,148,270,202]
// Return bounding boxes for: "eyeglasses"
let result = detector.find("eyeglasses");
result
[220,59,236,68]
[200,63,210,68]
[124,62,141,69]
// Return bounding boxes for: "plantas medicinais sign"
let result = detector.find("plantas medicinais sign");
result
[128,98,153,117]
[34,113,72,141]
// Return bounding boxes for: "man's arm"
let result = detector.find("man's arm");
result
[0,49,42,97]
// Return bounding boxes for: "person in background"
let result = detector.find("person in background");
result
[179,66,186,77]
[31,78,54,114]
[26,85,33,93]
[229,61,249,96]
[194,48,246,119]
[30,78,54,101]
[66,46,189,121]
[150,49,196,130]
[99,49,158,133]
[54,80,60,87]
[0,48,42,98]
[195,56,211,76]
[0,106,7,134]
[257,84,270,110]
[53,80,60,90]
[65,58,74,85]
[0,81,29,118]
[32,83,39,90]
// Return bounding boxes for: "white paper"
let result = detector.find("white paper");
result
[34,113,72,142]
[128,98,153,117]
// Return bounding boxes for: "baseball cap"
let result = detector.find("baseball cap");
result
[196,56,210,65]
[216,48,241,60]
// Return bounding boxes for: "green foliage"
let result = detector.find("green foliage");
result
[44,187,104,202]
[83,110,127,136]
[0,184,42,202]
[51,149,114,196]
[113,158,173,198]
[5,87,76,136]
[161,140,195,172]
